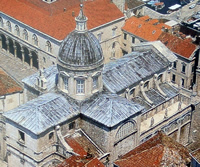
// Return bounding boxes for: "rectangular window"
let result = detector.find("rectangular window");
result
[69,122,75,130]
[97,33,101,42]
[172,74,176,82]
[192,65,194,73]
[182,64,186,73]
[112,29,116,37]
[124,33,127,40]
[19,130,25,142]
[76,79,84,94]
[173,61,177,69]
[132,36,135,43]
[93,76,98,90]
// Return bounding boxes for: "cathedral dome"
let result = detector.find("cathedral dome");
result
[58,31,103,67]
[58,4,103,69]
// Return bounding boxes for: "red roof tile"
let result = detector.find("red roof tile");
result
[158,32,197,58]
[0,68,22,96]
[114,132,191,167]
[65,137,87,157]
[57,156,105,167]
[122,16,166,41]
[0,0,124,40]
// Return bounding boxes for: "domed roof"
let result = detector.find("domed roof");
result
[58,4,103,68]
[58,31,103,67]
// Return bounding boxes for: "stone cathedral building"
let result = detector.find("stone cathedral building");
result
[0,5,195,167]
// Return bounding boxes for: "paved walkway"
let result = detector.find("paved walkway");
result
[0,49,37,86]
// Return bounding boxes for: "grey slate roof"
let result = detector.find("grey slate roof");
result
[145,89,166,105]
[3,93,79,135]
[159,83,178,98]
[103,51,169,93]
[81,93,144,127]
[22,65,58,92]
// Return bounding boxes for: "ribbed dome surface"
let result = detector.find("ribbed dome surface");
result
[58,31,103,67]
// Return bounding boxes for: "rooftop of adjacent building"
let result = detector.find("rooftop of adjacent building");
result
[123,15,198,59]
[191,148,200,164]
[114,131,191,167]
[57,131,105,167]
[0,67,22,96]
[0,0,124,40]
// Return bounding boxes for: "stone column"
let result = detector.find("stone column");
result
[21,47,25,63]
[29,52,33,68]
[13,43,17,58]
[0,36,2,49]
[5,38,9,53]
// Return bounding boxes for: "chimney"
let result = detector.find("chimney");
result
[72,11,75,17]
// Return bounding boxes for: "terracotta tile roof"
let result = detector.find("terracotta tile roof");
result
[0,0,124,40]
[191,148,200,163]
[122,16,167,41]
[0,68,22,96]
[57,156,105,167]
[158,32,197,58]
[58,136,105,167]
[65,133,101,158]
[65,137,87,157]
[114,132,191,167]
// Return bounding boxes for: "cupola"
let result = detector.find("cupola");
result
[57,4,104,101]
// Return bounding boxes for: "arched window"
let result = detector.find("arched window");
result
[23,29,28,41]
[32,34,38,46]
[0,17,3,27]
[46,41,52,53]
[15,25,20,36]
[63,76,68,90]
[115,121,136,141]
[6,21,11,32]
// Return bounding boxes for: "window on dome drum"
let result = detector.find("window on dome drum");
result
[69,122,75,130]
[124,33,127,40]
[23,29,28,41]
[18,130,25,143]
[76,79,84,94]
[63,76,68,90]
[0,17,3,27]
[173,61,177,69]
[7,21,11,32]
[15,25,20,36]
[46,41,52,53]
[93,76,98,90]
[32,34,38,46]
[115,122,136,141]
[182,64,186,73]
[132,36,135,43]
[172,74,176,82]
